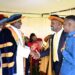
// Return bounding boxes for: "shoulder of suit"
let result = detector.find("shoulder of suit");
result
[2,27,11,33]
[62,30,67,34]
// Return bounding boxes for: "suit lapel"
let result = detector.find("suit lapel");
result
[58,31,67,51]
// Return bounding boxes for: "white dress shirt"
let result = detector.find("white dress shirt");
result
[53,29,63,62]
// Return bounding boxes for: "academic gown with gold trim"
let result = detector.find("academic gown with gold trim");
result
[0,28,17,75]
[10,26,30,75]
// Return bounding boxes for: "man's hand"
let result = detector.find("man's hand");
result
[30,50,40,60]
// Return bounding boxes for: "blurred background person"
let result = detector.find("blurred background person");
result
[28,33,43,75]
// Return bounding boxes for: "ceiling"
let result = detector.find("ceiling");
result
[0,0,75,14]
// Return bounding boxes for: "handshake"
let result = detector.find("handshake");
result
[30,50,41,60]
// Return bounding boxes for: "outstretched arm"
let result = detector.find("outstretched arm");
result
[40,48,50,57]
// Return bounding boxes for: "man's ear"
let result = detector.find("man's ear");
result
[58,22,62,27]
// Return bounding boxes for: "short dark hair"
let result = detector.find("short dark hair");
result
[66,15,75,21]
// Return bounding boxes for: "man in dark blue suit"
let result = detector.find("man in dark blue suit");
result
[36,15,67,75]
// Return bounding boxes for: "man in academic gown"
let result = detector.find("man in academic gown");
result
[7,14,37,75]
[0,14,18,75]
[36,15,67,75]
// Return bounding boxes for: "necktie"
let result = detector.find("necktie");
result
[53,33,59,62]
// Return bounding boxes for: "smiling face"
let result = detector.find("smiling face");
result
[12,20,22,29]
[63,19,75,33]
[51,20,62,32]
